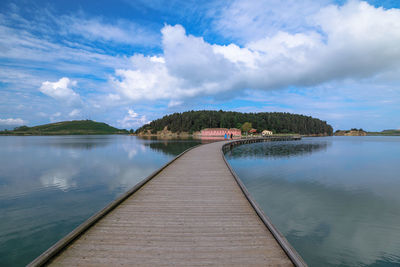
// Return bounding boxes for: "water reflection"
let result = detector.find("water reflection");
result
[43,136,114,150]
[227,140,329,159]
[8,135,113,150]
[226,137,400,266]
[145,140,201,156]
[0,135,200,266]
[40,167,79,191]
[247,177,400,266]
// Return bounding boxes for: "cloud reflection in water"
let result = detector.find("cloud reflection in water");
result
[226,137,400,266]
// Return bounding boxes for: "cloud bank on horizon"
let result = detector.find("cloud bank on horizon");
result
[1,0,400,131]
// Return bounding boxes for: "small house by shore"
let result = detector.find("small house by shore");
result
[262,130,273,136]
[249,129,257,134]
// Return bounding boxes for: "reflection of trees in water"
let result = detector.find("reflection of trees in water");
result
[145,141,201,156]
[228,141,329,159]
[35,136,113,150]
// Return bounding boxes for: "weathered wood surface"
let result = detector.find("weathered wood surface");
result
[46,141,295,266]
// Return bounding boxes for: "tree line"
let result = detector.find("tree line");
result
[135,110,333,135]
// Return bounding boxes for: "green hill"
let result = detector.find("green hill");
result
[136,110,333,136]
[0,120,128,135]
[367,129,400,136]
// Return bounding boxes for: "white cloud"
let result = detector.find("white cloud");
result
[49,112,62,123]
[37,112,47,117]
[39,77,81,105]
[168,100,183,107]
[118,109,148,129]
[212,43,258,69]
[68,109,81,117]
[111,25,240,102]
[0,9,139,94]
[0,118,26,125]
[63,17,159,46]
[0,20,131,75]
[110,1,400,103]
[111,54,182,101]
[212,0,331,43]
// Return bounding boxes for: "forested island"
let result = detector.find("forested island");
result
[334,129,367,136]
[0,120,128,135]
[135,110,333,136]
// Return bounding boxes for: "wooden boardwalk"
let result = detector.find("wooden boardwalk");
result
[31,140,305,266]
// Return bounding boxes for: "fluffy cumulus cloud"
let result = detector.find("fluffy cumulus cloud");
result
[111,55,179,101]
[39,77,81,105]
[110,1,400,103]
[0,118,26,125]
[118,109,148,129]
[111,25,241,102]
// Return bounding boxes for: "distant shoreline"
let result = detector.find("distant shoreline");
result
[366,133,400,136]
[0,132,129,136]
[335,129,400,136]
[0,120,128,136]
[1,132,399,137]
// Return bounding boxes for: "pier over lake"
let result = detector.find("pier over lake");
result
[1,135,304,266]
[3,135,399,266]
[28,137,303,266]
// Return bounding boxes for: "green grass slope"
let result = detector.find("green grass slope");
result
[367,129,400,136]
[1,120,128,135]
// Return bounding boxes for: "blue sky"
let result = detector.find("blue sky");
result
[1,0,400,131]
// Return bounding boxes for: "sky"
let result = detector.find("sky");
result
[1,0,400,131]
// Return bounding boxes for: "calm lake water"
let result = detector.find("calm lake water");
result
[0,135,201,266]
[226,136,400,266]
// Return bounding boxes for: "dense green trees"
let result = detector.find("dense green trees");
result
[136,110,333,135]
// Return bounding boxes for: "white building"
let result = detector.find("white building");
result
[262,130,273,136]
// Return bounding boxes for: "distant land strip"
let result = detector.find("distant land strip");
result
[334,129,400,136]
[0,120,128,135]
[2,112,397,137]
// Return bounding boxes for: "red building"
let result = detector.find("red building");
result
[200,128,241,137]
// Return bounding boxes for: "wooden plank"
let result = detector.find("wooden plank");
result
[30,138,305,266]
